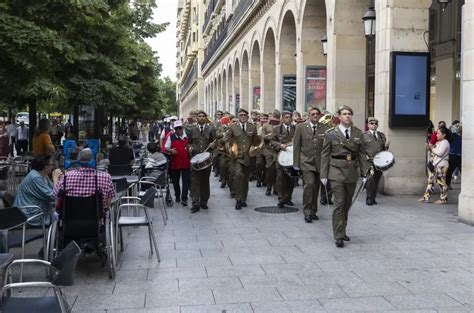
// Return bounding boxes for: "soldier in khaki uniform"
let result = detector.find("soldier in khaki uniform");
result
[223,108,260,210]
[363,117,388,206]
[293,106,330,223]
[187,110,216,213]
[216,117,230,188]
[270,111,296,208]
[320,105,370,248]
[212,111,224,177]
[256,113,278,195]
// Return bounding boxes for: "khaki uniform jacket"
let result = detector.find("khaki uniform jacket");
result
[187,124,216,157]
[223,122,260,166]
[293,120,330,173]
[320,126,370,183]
[261,123,277,157]
[215,124,230,156]
[270,124,295,152]
[362,131,387,159]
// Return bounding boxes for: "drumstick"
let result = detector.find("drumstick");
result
[204,139,217,152]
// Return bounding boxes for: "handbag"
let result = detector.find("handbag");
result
[427,152,448,172]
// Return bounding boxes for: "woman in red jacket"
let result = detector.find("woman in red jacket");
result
[164,121,191,206]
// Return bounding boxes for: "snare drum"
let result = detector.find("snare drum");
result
[373,151,395,171]
[277,145,300,177]
[190,152,213,171]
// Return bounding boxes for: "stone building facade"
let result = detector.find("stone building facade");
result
[176,0,473,224]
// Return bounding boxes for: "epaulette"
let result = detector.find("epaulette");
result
[325,127,336,134]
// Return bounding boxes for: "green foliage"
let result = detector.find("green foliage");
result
[0,0,175,118]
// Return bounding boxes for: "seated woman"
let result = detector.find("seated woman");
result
[14,154,62,226]
[143,142,167,178]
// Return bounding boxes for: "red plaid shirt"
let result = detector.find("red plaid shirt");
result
[53,168,116,207]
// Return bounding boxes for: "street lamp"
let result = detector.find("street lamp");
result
[438,0,452,12]
[321,33,328,56]
[362,6,376,38]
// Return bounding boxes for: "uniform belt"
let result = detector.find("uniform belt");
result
[332,155,356,161]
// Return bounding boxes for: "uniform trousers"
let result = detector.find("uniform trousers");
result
[191,167,212,205]
[331,181,357,240]
[233,162,251,202]
[218,154,229,184]
[228,159,237,195]
[366,168,383,201]
[301,170,320,217]
[276,164,293,203]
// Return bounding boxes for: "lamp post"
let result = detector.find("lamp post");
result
[437,0,452,12]
[362,6,376,38]
[321,33,328,56]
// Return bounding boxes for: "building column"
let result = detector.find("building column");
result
[326,1,367,128]
[459,0,474,225]
[374,0,431,195]
[434,57,456,124]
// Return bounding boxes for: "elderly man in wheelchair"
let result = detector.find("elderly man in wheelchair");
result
[51,148,117,277]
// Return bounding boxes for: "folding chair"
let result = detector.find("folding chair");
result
[126,178,167,225]
[117,187,160,262]
[0,241,81,313]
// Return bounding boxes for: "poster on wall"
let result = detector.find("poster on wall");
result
[282,75,296,112]
[253,87,261,111]
[305,66,326,111]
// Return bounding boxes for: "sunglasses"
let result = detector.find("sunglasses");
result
[369,122,378,125]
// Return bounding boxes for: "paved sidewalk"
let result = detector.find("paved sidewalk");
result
[13,176,474,312]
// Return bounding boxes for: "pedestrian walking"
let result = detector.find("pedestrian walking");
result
[16,121,29,155]
[6,120,17,157]
[446,121,462,189]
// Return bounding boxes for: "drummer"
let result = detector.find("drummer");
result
[362,117,389,206]
[187,110,217,213]
[270,110,296,208]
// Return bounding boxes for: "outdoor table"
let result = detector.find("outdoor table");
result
[111,175,139,196]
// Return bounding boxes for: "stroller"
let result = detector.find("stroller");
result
[142,152,174,207]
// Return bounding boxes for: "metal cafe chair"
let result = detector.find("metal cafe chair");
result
[0,206,47,282]
[0,241,81,313]
[117,187,160,262]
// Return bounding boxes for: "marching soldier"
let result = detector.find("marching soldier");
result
[270,111,296,208]
[293,106,330,223]
[320,105,370,248]
[363,117,389,206]
[255,113,269,188]
[261,109,280,196]
[223,108,260,210]
[187,110,216,213]
[216,115,230,188]
[212,110,224,178]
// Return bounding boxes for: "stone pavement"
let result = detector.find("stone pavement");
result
[11,176,474,312]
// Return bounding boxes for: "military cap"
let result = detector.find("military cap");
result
[308,105,322,113]
[196,110,207,117]
[281,110,292,117]
[261,113,269,118]
[238,108,249,115]
[216,110,224,114]
[336,105,354,115]
[367,117,378,123]
[272,109,281,119]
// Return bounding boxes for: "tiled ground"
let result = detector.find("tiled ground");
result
[7,176,473,312]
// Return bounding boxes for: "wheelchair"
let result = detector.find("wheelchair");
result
[49,171,117,279]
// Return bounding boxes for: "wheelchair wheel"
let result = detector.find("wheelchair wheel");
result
[105,213,116,280]
[45,220,58,262]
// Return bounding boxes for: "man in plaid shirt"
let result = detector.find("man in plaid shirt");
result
[53,148,116,208]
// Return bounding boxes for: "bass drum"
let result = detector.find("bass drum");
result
[277,145,300,177]
[373,151,395,171]
[190,152,213,171]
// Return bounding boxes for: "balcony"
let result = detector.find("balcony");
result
[181,60,198,97]
[202,0,254,70]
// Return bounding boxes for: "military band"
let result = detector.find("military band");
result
[172,103,390,249]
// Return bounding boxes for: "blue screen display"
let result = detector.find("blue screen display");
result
[394,55,428,115]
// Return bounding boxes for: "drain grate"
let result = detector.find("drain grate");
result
[255,206,299,214]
